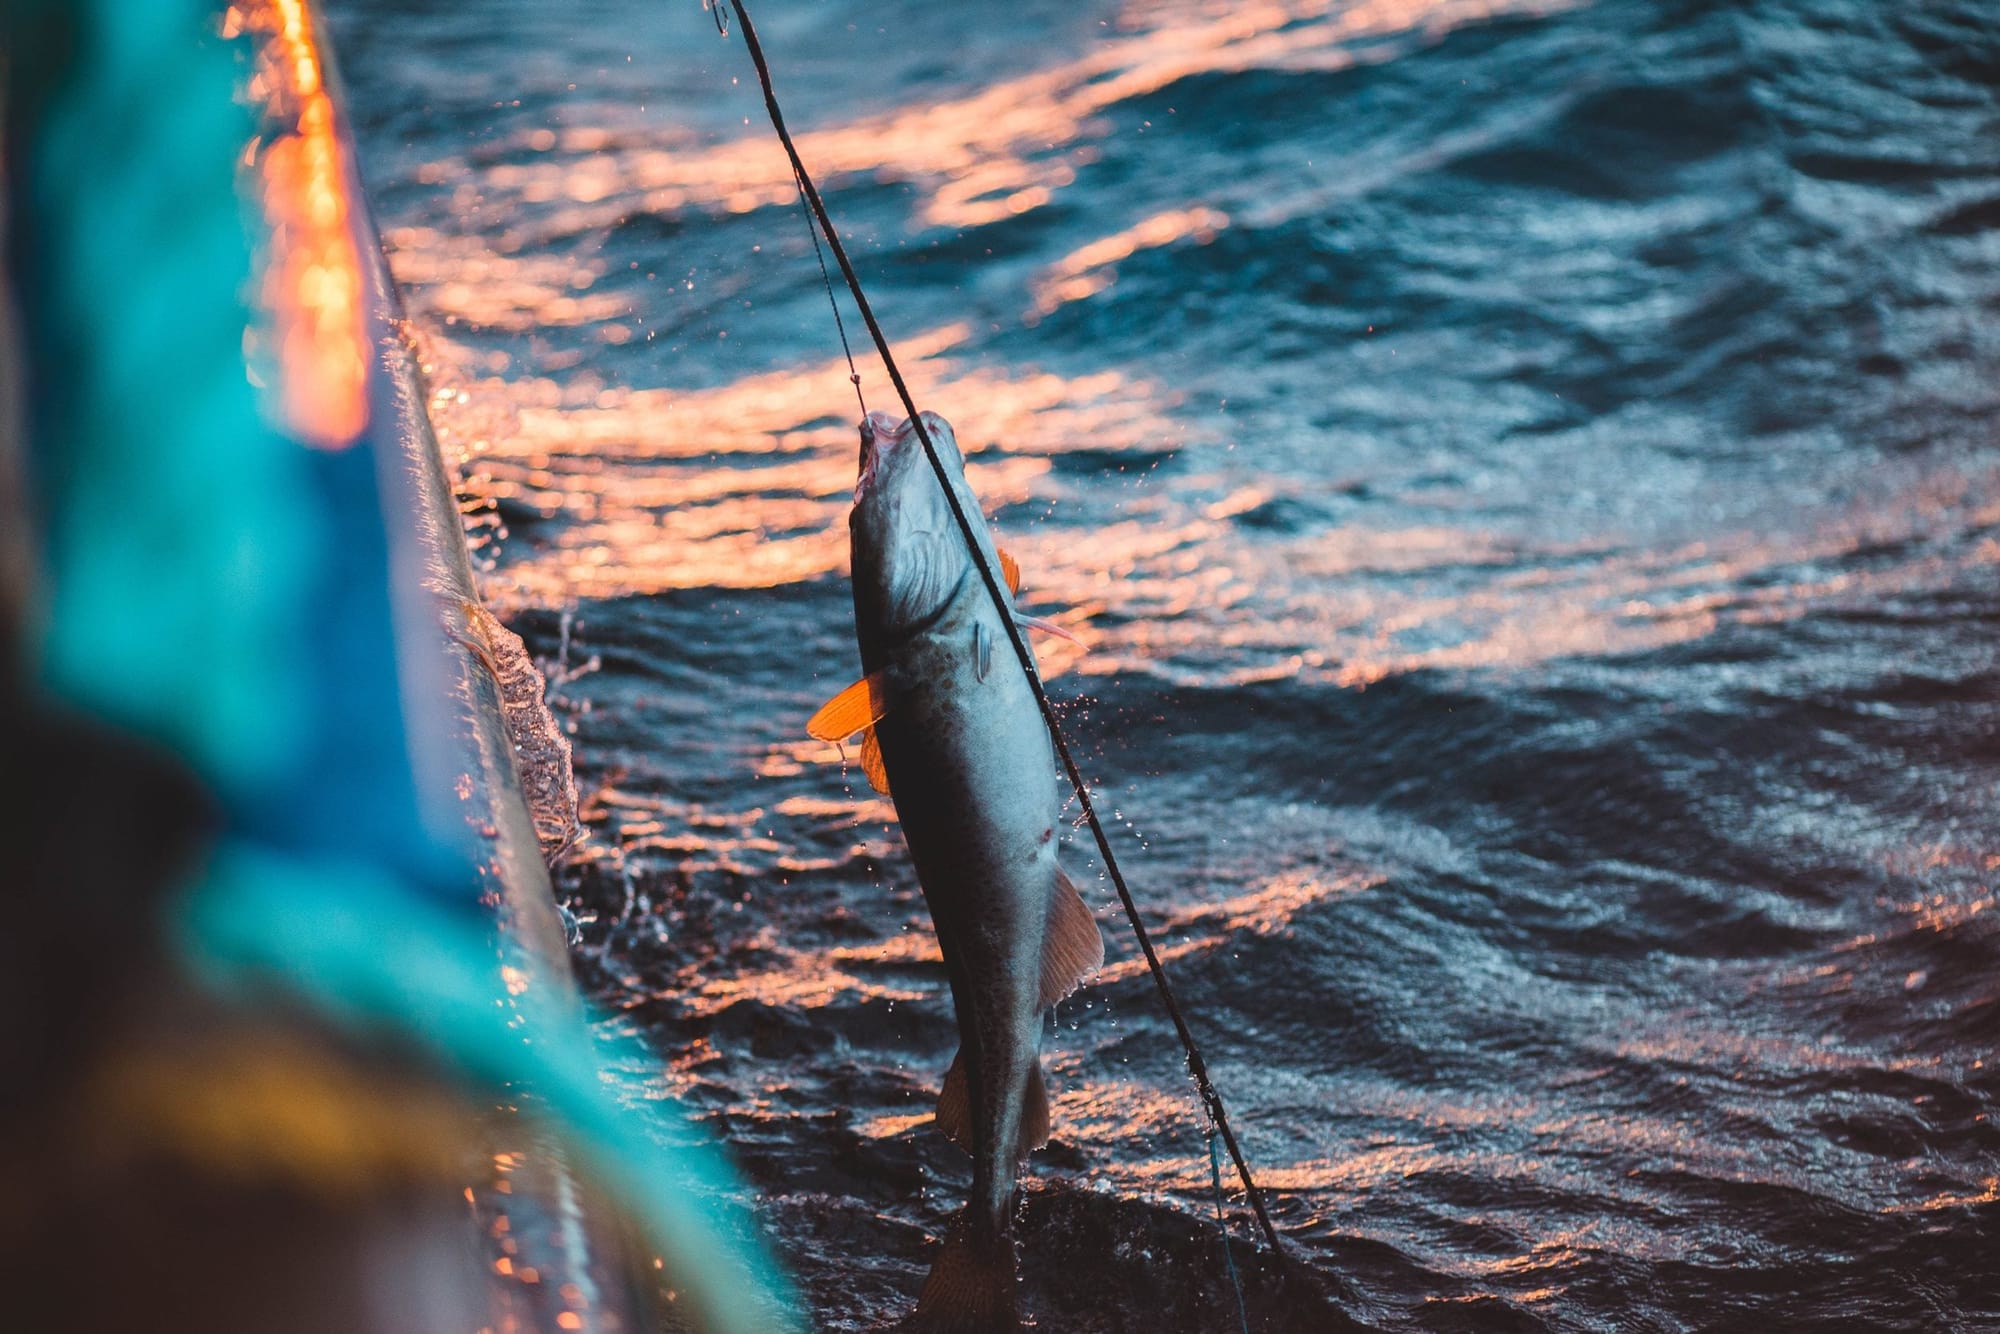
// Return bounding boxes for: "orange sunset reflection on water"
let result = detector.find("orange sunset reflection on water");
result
[380,0,2000,698]
[402,0,1571,250]
[417,318,1182,615]
[1092,867,1382,984]
[230,0,370,449]
[1030,205,1230,319]
[421,267,2000,694]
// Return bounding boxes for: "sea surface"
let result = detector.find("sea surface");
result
[321,0,2000,1327]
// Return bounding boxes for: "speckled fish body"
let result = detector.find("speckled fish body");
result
[844,410,1101,1327]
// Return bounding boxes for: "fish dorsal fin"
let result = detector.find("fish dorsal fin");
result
[806,670,890,742]
[997,546,1022,596]
[935,1050,1052,1162]
[936,1049,972,1152]
[859,727,891,796]
[1018,1061,1050,1159]
[1039,865,1105,1008]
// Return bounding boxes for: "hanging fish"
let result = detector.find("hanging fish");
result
[809,409,1102,1328]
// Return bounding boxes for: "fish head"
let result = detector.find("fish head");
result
[850,409,982,637]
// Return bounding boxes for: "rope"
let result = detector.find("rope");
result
[716,0,1290,1269]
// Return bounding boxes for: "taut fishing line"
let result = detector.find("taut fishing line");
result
[1210,1125,1255,1334]
[789,160,866,416]
[704,0,1295,1284]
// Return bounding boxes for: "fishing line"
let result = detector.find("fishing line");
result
[713,0,1292,1271]
[1209,1125,1254,1334]
[791,160,867,416]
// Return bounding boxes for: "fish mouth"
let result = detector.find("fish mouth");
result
[855,410,909,502]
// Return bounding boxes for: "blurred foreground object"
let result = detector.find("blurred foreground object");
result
[0,3,791,1330]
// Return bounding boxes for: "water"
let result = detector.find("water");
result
[321,0,2000,1326]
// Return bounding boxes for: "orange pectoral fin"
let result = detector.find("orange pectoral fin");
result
[997,546,1022,596]
[859,727,892,796]
[807,670,891,742]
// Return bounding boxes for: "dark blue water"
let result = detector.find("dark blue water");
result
[323,0,2000,1326]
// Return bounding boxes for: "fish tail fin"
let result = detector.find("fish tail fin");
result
[914,1213,1019,1330]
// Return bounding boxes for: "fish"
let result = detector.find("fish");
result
[808,409,1103,1328]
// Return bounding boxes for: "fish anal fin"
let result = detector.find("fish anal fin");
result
[1017,1062,1050,1160]
[936,1049,972,1152]
[1038,865,1106,1008]
[807,670,890,742]
[940,1050,1052,1162]
[859,727,891,796]
[997,546,1022,596]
